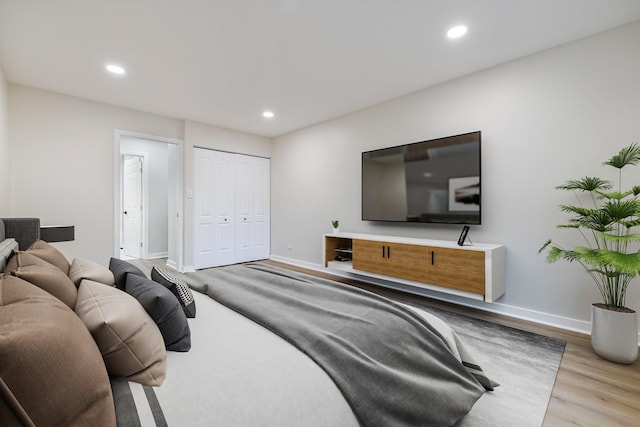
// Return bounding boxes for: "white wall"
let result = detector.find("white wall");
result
[8,85,183,263]
[120,136,171,257]
[6,87,272,268]
[271,21,640,334]
[0,63,9,215]
[182,120,272,269]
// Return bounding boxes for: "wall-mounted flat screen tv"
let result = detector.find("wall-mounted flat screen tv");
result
[362,131,481,225]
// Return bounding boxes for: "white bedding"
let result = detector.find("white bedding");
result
[132,290,485,426]
[150,291,359,426]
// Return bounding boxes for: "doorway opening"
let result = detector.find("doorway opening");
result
[114,130,184,271]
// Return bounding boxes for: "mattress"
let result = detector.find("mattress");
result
[120,290,359,426]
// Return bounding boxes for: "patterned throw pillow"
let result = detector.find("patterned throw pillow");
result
[150,266,196,318]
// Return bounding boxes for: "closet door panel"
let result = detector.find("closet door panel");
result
[235,155,270,263]
[252,157,270,260]
[195,149,270,268]
[194,150,215,269]
[212,151,236,267]
[194,148,236,269]
[235,155,253,261]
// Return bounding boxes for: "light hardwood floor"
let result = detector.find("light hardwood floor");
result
[264,260,640,427]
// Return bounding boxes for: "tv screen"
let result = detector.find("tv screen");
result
[362,131,481,225]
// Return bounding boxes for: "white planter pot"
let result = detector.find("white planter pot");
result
[332,227,340,234]
[591,303,638,364]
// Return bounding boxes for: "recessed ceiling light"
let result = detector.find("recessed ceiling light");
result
[447,25,467,39]
[105,64,126,75]
[262,111,275,118]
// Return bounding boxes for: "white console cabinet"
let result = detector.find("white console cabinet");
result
[323,232,505,302]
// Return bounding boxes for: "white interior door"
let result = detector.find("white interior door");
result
[123,155,143,258]
[235,154,270,263]
[194,148,236,269]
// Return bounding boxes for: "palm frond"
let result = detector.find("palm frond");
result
[624,218,640,228]
[602,199,640,222]
[559,205,597,216]
[544,245,567,263]
[541,143,640,308]
[597,190,634,200]
[556,176,611,192]
[604,143,640,169]
[572,247,640,274]
[598,231,640,243]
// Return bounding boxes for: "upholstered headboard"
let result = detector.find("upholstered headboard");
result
[0,218,41,271]
[0,218,40,249]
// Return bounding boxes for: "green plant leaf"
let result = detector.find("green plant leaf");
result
[556,177,611,192]
[559,205,597,216]
[556,224,580,229]
[602,199,640,222]
[596,250,640,274]
[540,143,640,307]
[624,218,640,228]
[538,239,552,253]
[544,245,566,263]
[597,190,633,200]
[604,143,640,169]
[598,231,640,243]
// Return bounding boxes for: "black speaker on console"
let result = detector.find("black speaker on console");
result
[457,226,470,246]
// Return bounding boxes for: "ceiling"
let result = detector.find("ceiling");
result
[1,1,640,138]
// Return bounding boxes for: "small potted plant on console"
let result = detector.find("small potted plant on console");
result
[539,143,640,364]
[331,219,340,234]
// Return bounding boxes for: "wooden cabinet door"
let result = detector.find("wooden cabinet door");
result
[352,239,388,275]
[353,240,430,283]
[385,243,430,283]
[429,247,485,294]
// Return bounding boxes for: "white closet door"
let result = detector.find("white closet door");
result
[194,148,236,269]
[235,154,270,262]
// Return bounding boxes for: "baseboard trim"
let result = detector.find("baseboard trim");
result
[269,255,640,345]
[182,265,196,273]
[145,252,169,260]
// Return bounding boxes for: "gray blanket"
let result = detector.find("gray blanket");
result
[188,263,488,427]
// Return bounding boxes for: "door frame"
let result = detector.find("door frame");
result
[120,151,148,258]
[114,130,185,271]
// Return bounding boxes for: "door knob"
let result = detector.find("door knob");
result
[123,210,128,215]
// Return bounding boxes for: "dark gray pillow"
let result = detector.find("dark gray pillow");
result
[151,266,196,318]
[109,258,146,290]
[125,274,191,352]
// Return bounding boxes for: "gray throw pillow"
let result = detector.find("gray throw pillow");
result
[126,274,191,352]
[109,257,146,290]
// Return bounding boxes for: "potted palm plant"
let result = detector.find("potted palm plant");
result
[539,143,640,364]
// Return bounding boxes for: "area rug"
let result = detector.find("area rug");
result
[131,259,566,426]
[416,304,565,427]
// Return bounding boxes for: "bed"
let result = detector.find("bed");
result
[0,225,495,427]
[116,262,496,427]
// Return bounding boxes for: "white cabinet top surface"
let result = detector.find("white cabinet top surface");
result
[324,232,503,251]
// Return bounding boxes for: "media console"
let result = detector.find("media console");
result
[323,232,505,302]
